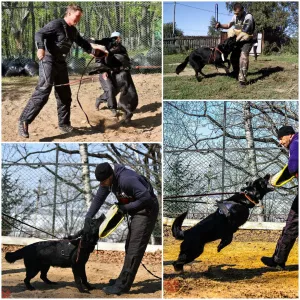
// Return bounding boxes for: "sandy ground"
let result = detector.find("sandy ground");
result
[164,227,298,298]
[2,246,162,298]
[2,73,161,142]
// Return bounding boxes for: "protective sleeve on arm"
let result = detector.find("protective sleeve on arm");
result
[85,186,110,218]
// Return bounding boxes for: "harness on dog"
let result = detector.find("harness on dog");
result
[208,47,225,64]
[270,164,296,187]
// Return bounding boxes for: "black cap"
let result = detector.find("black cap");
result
[95,163,113,182]
[277,126,295,139]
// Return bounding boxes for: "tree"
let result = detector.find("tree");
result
[207,16,221,37]
[163,22,184,38]
[2,169,35,236]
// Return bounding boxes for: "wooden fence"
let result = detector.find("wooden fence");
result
[164,36,221,49]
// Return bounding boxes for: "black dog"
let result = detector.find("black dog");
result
[90,38,138,123]
[175,36,236,82]
[5,215,104,293]
[172,175,273,272]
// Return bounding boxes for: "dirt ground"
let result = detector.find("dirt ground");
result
[164,227,298,298]
[2,73,161,142]
[2,245,162,298]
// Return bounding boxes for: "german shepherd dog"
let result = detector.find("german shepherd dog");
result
[5,215,104,293]
[172,175,273,272]
[90,37,138,123]
[175,36,236,82]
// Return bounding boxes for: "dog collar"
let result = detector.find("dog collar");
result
[241,192,258,206]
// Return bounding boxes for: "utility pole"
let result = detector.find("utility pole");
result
[172,2,176,37]
[221,101,227,200]
[52,144,59,235]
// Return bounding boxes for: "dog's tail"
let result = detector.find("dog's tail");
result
[171,211,188,240]
[175,56,190,75]
[5,248,25,263]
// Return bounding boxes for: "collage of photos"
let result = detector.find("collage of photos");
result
[1,1,298,299]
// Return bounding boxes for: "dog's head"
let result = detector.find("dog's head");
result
[240,174,274,203]
[83,214,105,246]
[219,36,236,54]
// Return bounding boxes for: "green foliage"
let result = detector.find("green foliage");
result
[163,22,184,38]
[281,38,299,55]
[2,2,161,59]
[2,169,35,236]
[207,16,221,37]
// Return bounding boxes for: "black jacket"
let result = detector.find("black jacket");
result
[35,18,92,60]
[86,164,156,218]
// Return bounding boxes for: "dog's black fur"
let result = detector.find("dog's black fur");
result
[172,175,273,272]
[5,215,104,293]
[175,37,236,82]
[90,37,138,123]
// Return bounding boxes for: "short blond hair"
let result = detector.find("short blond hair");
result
[65,4,83,16]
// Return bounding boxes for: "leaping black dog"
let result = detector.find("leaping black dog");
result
[175,36,236,82]
[5,215,104,293]
[172,175,274,272]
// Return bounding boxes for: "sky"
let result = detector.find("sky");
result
[164,1,232,36]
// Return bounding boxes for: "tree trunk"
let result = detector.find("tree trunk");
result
[243,102,264,221]
[29,2,35,60]
[79,144,93,209]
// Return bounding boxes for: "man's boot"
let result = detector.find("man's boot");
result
[18,120,29,138]
[95,96,107,110]
[103,255,143,295]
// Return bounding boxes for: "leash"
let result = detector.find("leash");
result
[2,212,60,239]
[75,57,94,128]
[164,192,235,200]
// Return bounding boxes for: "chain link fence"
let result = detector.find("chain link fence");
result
[2,162,162,243]
[164,148,297,222]
[2,2,162,76]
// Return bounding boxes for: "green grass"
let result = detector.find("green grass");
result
[163,54,298,100]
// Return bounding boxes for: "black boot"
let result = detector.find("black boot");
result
[103,255,143,295]
[18,120,29,138]
[95,97,107,110]
[261,256,285,270]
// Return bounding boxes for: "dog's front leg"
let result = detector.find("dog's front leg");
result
[80,263,95,291]
[72,264,89,293]
[217,233,233,252]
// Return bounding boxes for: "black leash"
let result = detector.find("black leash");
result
[2,212,60,239]
[75,57,95,128]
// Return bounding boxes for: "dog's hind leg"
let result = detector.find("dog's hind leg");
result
[217,233,233,252]
[40,264,57,285]
[24,265,40,290]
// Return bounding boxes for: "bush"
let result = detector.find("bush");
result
[281,38,298,55]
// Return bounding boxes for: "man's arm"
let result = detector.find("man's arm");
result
[288,138,298,175]
[215,21,234,30]
[85,186,110,218]
[119,177,154,213]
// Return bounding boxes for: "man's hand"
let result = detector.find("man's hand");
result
[215,22,221,29]
[37,49,45,60]
[90,43,108,57]
[102,72,108,80]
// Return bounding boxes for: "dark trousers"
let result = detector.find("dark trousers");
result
[273,195,298,265]
[115,198,159,290]
[97,72,119,109]
[19,56,72,126]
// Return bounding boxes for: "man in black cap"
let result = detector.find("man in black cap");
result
[18,4,107,138]
[261,126,298,270]
[84,162,159,295]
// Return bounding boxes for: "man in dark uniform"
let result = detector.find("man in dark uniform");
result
[84,162,159,295]
[261,126,298,270]
[18,4,107,138]
[94,32,130,116]
[216,3,255,86]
